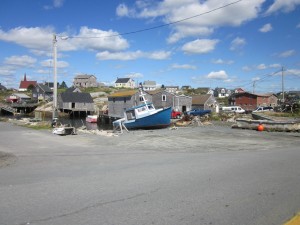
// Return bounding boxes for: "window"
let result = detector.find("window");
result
[162,95,167,101]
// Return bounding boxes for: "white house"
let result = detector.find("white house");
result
[114,78,135,89]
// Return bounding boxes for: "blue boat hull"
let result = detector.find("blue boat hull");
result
[124,107,172,130]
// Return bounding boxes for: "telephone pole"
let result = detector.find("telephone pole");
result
[252,80,256,94]
[281,66,285,103]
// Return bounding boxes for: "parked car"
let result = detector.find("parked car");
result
[253,106,274,112]
[185,109,211,116]
[171,110,182,119]
[220,106,245,114]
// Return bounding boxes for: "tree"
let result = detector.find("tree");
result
[60,81,68,89]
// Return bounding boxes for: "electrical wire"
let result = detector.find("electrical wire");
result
[60,0,243,39]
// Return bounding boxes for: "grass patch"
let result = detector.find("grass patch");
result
[21,121,52,130]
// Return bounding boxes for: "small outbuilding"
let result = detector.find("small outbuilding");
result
[58,92,95,115]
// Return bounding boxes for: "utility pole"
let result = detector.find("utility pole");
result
[281,66,285,103]
[53,34,58,119]
[252,80,256,94]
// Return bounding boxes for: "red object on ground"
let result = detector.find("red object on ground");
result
[257,124,264,131]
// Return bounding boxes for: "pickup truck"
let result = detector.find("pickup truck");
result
[171,110,182,119]
[185,109,211,116]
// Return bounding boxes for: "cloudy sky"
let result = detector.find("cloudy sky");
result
[0,0,300,93]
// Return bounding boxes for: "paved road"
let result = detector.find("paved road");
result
[1,121,300,225]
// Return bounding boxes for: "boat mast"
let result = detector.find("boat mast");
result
[139,83,150,110]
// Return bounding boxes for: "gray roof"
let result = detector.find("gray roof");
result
[13,93,31,98]
[143,80,156,86]
[60,92,93,103]
[115,78,130,83]
[74,74,95,79]
[37,83,52,92]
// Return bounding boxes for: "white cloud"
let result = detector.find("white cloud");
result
[40,59,69,68]
[182,39,219,54]
[0,26,129,56]
[171,63,197,70]
[96,50,171,61]
[257,64,267,70]
[252,77,261,81]
[259,23,273,33]
[278,49,296,58]
[270,63,281,68]
[148,51,171,60]
[4,55,37,67]
[230,37,246,51]
[297,22,300,28]
[44,0,65,10]
[265,0,300,14]
[0,66,15,76]
[116,4,131,17]
[126,72,144,79]
[206,70,228,80]
[117,0,265,43]
[286,69,300,76]
[242,66,251,72]
[212,58,234,64]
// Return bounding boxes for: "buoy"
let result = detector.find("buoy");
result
[257,124,264,131]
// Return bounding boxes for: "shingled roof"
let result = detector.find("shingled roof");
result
[115,78,131,83]
[60,92,93,103]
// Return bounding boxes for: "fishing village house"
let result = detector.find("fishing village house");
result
[191,94,218,112]
[164,86,180,93]
[114,78,135,89]
[58,92,95,115]
[19,74,37,92]
[6,93,31,103]
[229,92,278,111]
[143,80,157,91]
[32,83,53,102]
[214,87,231,98]
[73,74,98,88]
[107,89,192,119]
[148,90,192,113]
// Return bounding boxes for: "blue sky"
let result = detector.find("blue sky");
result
[0,0,300,93]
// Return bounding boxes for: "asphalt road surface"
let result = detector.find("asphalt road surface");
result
[1,121,300,225]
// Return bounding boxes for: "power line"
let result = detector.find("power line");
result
[61,0,243,39]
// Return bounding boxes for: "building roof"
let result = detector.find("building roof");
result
[74,74,96,79]
[108,90,137,97]
[36,83,52,92]
[192,94,213,105]
[12,93,31,98]
[65,87,81,93]
[19,80,37,89]
[143,80,156,86]
[60,92,93,103]
[235,92,277,98]
[115,78,131,83]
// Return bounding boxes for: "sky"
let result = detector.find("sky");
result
[0,0,300,93]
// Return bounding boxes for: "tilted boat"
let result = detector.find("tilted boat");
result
[113,87,171,130]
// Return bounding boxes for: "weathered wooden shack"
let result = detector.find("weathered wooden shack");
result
[107,89,192,119]
[108,90,151,118]
[148,90,192,113]
[58,92,94,115]
[192,94,217,111]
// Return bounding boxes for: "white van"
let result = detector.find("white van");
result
[221,106,245,114]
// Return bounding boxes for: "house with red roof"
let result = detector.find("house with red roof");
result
[19,74,37,92]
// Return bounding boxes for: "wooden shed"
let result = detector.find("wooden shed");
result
[58,92,94,114]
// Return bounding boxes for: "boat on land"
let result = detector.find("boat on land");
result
[233,117,300,132]
[51,118,76,135]
[86,115,98,123]
[52,126,76,135]
[113,86,172,130]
